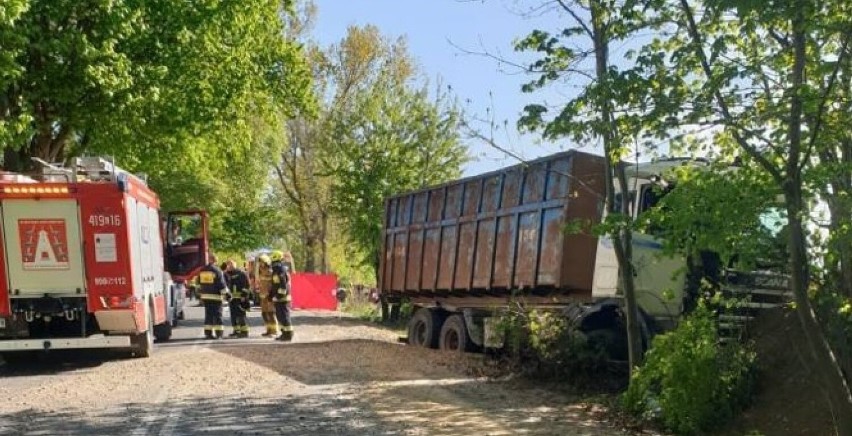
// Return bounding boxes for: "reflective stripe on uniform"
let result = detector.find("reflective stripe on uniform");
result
[199,271,215,284]
[200,294,223,301]
[279,325,293,332]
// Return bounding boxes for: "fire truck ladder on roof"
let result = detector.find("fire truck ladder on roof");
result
[30,156,148,186]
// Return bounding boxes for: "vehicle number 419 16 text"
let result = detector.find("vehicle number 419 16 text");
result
[89,214,122,227]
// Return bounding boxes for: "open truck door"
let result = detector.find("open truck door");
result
[164,210,209,283]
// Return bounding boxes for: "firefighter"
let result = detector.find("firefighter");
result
[257,254,278,337]
[224,260,251,338]
[198,253,228,339]
[268,250,293,341]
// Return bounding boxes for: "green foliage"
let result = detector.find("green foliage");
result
[330,92,464,268]
[623,305,757,435]
[638,164,786,269]
[339,291,381,323]
[269,24,466,276]
[0,0,315,253]
[325,65,467,272]
[497,303,608,380]
[338,288,412,328]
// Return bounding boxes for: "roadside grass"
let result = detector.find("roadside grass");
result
[338,289,410,333]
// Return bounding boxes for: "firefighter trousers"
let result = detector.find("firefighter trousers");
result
[274,301,293,341]
[203,300,224,338]
[261,298,278,335]
[229,300,249,337]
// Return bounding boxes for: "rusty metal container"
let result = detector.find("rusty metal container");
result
[379,150,606,301]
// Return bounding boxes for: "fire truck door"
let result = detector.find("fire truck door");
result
[164,210,209,280]
[1,199,86,296]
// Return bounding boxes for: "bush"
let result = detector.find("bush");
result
[338,287,381,322]
[623,304,757,435]
[498,303,608,381]
[339,288,412,327]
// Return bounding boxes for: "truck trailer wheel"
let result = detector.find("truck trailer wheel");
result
[408,308,443,348]
[439,314,474,352]
[584,327,628,361]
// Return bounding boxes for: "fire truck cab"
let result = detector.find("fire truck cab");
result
[0,157,209,360]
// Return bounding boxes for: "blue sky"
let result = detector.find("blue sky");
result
[311,1,588,176]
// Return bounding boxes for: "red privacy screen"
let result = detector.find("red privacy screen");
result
[291,273,338,311]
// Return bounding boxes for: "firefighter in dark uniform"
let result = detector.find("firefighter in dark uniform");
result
[225,260,252,338]
[198,254,228,339]
[268,250,293,341]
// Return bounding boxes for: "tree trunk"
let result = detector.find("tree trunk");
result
[826,193,852,298]
[3,147,24,172]
[822,137,852,298]
[320,212,329,274]
[785,9,852,431]
[303,233,317,273]
[784,182,852,435]
[591,0,644,371]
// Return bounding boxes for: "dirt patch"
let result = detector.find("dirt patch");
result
[721,308,836,435]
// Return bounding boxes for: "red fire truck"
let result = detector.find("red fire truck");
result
[0,157,209,361]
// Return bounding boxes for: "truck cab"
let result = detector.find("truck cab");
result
[164,210,209,306]
[591,159,700,333]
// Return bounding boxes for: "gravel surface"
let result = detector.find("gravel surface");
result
[0,306,631,435]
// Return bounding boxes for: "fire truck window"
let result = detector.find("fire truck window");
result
[181,216,201,240]
[169,222,182,245]
[169,215,202,244]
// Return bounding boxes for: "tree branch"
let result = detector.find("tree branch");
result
[679,0,783,181]
[448,38,596,81]
[802,32,852,171]
[555,0,595,40]
[768,27,791,48]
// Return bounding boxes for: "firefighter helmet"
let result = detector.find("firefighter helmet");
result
[270,250,284,262]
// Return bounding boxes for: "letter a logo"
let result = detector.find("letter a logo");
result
[34,230,58,267]
[19,219,70,270]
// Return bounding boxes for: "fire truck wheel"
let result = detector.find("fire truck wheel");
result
[154,322,173,342]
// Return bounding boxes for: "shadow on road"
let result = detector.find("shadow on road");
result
[0,393,407,435]
[0,379,617,435]
[0,349,124,377]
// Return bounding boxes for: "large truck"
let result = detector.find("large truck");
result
[0,157,209,361]
[380,150,788,355]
